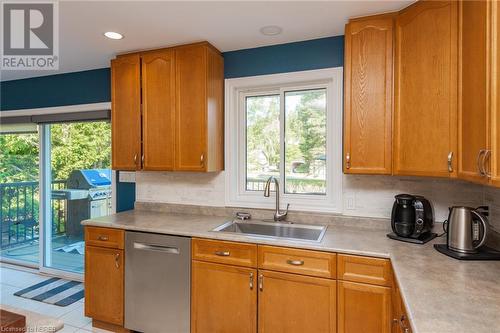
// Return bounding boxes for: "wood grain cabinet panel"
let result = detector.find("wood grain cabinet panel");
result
[394,1,458,177]
[258,245,336,278]
[344,15,394,175]
[84,226,124,249]
[191,261,257,333]
[111,54,141,170]
[338,281,392,333]
[337,254,392,287]
[488,0,500,187]
[175,44,207,171]
[111,42,223,172]
[174,44,224,172]
[458,0,489,184]
[141,50,176,171]
[192,238,257,267]
[84,245,124,326]
[258,270,336,333]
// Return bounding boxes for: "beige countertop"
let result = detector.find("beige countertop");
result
[82,209,500,333]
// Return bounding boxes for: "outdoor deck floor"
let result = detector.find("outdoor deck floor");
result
[0,236,84,274]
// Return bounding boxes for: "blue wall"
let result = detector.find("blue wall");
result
[1,35,344,211]
[224,36,343,78]
[1,68,111,111]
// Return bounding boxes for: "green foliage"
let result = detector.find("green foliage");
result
[50,122,111,180]
[0,133,39,182]
[245,89,326,194]
[246,95,280,173]
[0,121,111,183]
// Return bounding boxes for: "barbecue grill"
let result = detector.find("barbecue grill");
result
[53,169,112,237]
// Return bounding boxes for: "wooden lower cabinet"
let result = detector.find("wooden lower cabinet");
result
[191,260,257,333]
[338,281,392,333]
[258,270,336,333]
[391,280,412,333]
[84,245,124,326]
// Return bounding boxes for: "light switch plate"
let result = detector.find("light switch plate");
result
[119,171,136,183]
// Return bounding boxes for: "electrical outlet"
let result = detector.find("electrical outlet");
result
[345,194,356,210]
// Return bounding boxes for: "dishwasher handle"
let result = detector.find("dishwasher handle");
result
[133,242,180,254]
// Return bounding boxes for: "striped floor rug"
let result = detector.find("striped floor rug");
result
[14,277,84,307]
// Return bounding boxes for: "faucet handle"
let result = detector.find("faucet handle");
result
[236,212,252,220]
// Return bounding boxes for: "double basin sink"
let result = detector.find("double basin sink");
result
[212,219,327,242]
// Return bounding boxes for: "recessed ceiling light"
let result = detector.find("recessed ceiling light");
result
[260,25,283,36]
[104,31,124,40]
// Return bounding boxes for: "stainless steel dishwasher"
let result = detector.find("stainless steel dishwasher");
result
[125,231,191,333]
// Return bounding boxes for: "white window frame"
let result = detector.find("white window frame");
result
[225,68,343,213]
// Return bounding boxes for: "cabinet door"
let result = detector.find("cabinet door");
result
[258,270,336,333]
[175,44,207,171]
[490,0,500,186]
[191,261,257,333]
[458,0,489,183]
[84,246,124,325]
[338,281,392,333]
[142,50,176,171]
[394,1,458,177]
[344,15,393,175]
[111,54,141,170]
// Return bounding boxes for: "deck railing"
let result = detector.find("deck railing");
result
[0,180,67,250]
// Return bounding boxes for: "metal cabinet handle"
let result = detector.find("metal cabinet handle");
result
[399,314,410,333]
[482,150,491,178]
[477,149,486,176]
[447,152,454,173]
[214,251,230,257]
[345,153,351,169]
[134,153,138,165]
[200,153,205,166]
[114,253,120,269]
[249,272,254,290]
[97,235,109,241]
[286,259,304,266]
[258,274,263,291]
[141,154,145,165]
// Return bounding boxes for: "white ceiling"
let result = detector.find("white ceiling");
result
[0,1,413,81]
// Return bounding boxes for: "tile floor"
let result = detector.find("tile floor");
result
[0,264,112,333]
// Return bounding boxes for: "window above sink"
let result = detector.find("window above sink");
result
[225,68,343,213]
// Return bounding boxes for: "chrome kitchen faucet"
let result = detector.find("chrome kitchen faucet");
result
[263,176,289,221]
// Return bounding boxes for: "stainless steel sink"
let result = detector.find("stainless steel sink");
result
[212,220,327,242]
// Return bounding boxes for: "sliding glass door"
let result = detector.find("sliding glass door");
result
[0,117,112,276]
[41,121,112,274]
[0,124,40,266]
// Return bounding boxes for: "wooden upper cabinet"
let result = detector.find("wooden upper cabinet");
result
[344,15,394,175]
[338,281,392,333]
[142,50,176,171]
[175,44,224,172]
[458,0,489,184]
[191,260,257,333]
[394,1,458,177]
[491,0,500,186]
[111,54,141,170]
[111,42,224,172]
[258,270,336,333]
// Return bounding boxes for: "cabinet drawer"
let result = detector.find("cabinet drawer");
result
[337,254,392,286]
[85,227,124,249]
[258,245,336,279]
[192,238,257,267]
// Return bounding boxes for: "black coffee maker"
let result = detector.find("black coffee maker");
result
[387,194,437,244]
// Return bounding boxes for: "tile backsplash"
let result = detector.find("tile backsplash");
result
[135,171,499,231]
